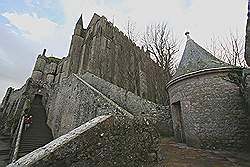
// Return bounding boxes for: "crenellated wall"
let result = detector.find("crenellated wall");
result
[76,14,168,104]
[30,14,167,105]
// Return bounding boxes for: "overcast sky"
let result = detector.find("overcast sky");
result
[0,0,248,101]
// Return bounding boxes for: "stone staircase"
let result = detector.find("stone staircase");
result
[0,135,11,166]
[18,95,53,158]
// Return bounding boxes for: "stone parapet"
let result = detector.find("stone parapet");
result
[80,72,172,136]
[7,115,159,167]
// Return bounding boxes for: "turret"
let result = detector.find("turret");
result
[68,15,86,75]
[74,14,83,36]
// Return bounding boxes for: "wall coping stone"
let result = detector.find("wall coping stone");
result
[73,74,134,118]
[166,66,242,90]
[6,115,111,167]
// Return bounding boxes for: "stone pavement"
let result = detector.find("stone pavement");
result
[152,138,250,167]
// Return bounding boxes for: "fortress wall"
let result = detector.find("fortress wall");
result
[47,74,131,138]
[31,53,61,85]
[80,72,173,136]
[54,58,66,84]
[168,70,250,151]
[244,68,250,112]
[78,15,168,104]
[7,115,159,167]
[68,34,85,74]
[0,87,13,110]
[0,84,27,135]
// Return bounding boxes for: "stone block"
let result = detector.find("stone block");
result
[46,74,55,84]
[33,57,46,72]
[44,62,57,74]
[7,115,159,167]
[54,74,60,84]
[80,72,172,136]
[31,71,43,81]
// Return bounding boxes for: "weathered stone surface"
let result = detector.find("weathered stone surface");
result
[44,62,57,74]
[77,14,168,104]
[46,74,55,84]
[0,84,25,135]
[47,74,132,138]
[80,72,173,136]
[243,68,250,111]
[0,87,13,110]
[168,70,250,151]
[7,115,160,167]
[54,74,60,84]
[31,71,43,81]
[62,58,69,73]
[33,56,46,72]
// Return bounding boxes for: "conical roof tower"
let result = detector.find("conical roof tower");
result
[174,32,232,79]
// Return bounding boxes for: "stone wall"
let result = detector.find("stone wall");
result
[7,115,159,167]
[0,83,26,135]
[30,14,168,105]
[47,74,133,138]
[77,14,168,104]
[80,72,173,136]
[243,68,250,111]
[168,69,250,151]
[0,77,53,137]
[0,87,13,112]
[31,51,61,85]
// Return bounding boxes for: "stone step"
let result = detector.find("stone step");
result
[17,95,53,159]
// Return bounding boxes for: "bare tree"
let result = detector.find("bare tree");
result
[125,18,139,43]
[142,23,180,80]
[206,31,246,67]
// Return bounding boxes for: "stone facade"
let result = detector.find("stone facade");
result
[168,69,249,151]
[30,14,168,105]
[7,115,160,167]
[167,35,250,152]
[80,72,172,136]
[243,69,250,112]
[47,74,133,138]
[1,12,250,167]
[31,50,61,85]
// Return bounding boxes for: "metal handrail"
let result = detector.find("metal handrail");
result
[11,115,25,162]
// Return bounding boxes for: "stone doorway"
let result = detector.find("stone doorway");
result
[172,101,186,143]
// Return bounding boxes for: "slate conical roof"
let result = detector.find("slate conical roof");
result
[174,32,232,78]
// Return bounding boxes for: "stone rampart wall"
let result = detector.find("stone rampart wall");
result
[78,14,168,104]
[7,115,159,167]
[47,74,133,138]
[80,72,173,136]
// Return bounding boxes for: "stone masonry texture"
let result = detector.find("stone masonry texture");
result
[30,14,168,105]
[7,115,160,167]
[80,72,173,136]
[47,74,132,138]
[168,69,250,152]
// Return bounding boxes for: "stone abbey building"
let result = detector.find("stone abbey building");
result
[31,14,167,105]
[0,7,250,166]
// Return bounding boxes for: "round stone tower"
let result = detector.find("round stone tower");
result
[167,33,249,152]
